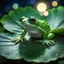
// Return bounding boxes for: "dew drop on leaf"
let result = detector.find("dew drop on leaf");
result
[55,54,58,56]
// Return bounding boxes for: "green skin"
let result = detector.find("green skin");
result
[20,16,55,46]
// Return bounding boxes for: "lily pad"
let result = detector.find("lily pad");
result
[0,33,22,59]
[1,15,24,34]
[0,33,46,59]
[0,33,64,63]
[0,6,64,63]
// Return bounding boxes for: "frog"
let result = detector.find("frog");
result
[20,16,55,46]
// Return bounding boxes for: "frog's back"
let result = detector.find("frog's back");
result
[37,19,50,32]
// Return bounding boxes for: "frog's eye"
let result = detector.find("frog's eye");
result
[29,16,36,24]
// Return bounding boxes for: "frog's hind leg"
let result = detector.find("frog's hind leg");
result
[43,33,55,46]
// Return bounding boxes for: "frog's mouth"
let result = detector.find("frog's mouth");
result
[23,22,36,30]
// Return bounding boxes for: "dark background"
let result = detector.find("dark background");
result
[0,0,64,18]
[0,0,64,64]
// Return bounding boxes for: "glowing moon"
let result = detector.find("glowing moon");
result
[37,3,47,12]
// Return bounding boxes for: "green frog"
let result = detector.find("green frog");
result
[20,16,55,46]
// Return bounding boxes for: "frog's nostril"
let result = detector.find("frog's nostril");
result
[20,18,22,21]
[20,16,25,21]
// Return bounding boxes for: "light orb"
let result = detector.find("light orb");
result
[12,3,19,9]
[37,3,47,12]
[52,1,58,7]
[43,11,49,16]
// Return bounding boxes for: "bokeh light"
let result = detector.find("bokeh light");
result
[43,11,49,16]
[52,1,58,7]
[12,3,19,9]
[37,3,47,12]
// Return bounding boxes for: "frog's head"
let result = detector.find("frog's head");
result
[20,16,37,28]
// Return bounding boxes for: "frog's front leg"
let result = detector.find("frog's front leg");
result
[20,28,27,42]
[37,26,55,46]
[12,28,27,45]
[13,28,29,45]
[0,29,27,46]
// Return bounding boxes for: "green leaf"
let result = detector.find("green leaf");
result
[43,6,64,35]
[0,6,64,63]
[18,36,64,63]
[31,35,64,63]
[0,34,64,63]
[1,15,24,34]
[0,33,20,46]
[0,26,5,33]
[0,33,22,59]
[0,33,45,59]
[0,21,5,33]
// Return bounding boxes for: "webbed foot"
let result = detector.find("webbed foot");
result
[43,40,55,46]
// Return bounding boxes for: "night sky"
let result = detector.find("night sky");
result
[0,0,64,18]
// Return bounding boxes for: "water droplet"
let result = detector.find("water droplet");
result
[55,54,58,56]
[12,38,19,42]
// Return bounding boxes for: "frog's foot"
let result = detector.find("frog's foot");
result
[43,40,55,46]
[12,38,24,45]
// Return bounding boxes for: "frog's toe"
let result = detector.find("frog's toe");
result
[43,40,55,46]
[46,42,51,46]
[51,40,55,45]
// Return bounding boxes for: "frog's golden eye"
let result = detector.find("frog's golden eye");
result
[29,16,36,24]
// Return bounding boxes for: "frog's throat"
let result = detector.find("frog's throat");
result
[24,24,42,38]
